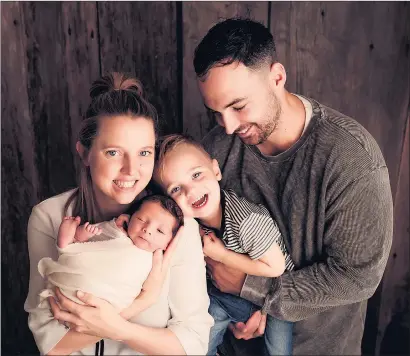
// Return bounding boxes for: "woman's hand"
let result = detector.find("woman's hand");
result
[50,288,129,340]
[120,225,185,320]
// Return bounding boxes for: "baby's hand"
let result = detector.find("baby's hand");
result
[75,222,102,242]
[200,226,227,262]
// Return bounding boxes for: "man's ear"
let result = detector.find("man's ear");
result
[76,142,90,166]
[212,159,222,181]
[269,62,287,89]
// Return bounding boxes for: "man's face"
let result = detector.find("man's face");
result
[197,62,282,146]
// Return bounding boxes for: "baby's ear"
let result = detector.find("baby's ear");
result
[116,214,130,230]
[212,159,222,181]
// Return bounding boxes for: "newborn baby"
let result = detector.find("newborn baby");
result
[38,194,183,310]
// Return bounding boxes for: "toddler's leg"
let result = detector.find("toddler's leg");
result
[207,296,232,356]
[264,315,294,356]
[207,286,255,356]
[74,222,102,242]
[57,216,82,248]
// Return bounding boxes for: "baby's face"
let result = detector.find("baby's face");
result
[154,144,222,222]
[127,201,177,252]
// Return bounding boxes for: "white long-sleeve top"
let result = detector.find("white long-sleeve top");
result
[24,189,214,355]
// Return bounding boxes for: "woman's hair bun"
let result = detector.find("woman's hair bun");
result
[89,72,144,100]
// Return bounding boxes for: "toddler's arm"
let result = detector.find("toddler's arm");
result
[202,229,285,277]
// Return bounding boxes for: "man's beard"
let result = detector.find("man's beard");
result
[237,93,282,145]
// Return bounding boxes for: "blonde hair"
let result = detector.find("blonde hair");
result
[65,72,158,223]
[155,133,212,181]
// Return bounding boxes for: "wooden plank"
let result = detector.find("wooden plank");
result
[377,116,409,355]
[1,3,99,354]
[61,2,100,151]
[1,2,38,353]
[98,2,179,134]
[21,2,99,198]
[270,1,409,199]
[22,2,74,198]
[182,2,270,140]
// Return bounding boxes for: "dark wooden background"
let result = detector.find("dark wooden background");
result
[2,2,409,355]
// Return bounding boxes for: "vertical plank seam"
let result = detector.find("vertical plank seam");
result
[96,1,102,76]
[176,1,183,133]
[393,105,410,208]
[375,112,409,356]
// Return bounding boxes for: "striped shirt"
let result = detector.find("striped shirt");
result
[221,189,294,270]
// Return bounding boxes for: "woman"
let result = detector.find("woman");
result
[24,72,213,355]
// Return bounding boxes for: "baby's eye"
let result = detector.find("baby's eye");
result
[106,150,119,157]
[193,172,202,179]
[157,229,164,234]
[137,217,146,223]
[140,150,152,157]
[170,186,180,195]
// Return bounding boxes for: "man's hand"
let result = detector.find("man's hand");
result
[228,310,267,340]
[204,257,246,295]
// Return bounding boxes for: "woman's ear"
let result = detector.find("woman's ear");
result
[76,142,90,166]
[212,159,222,181]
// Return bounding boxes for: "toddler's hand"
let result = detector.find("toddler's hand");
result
[200,226,227,262]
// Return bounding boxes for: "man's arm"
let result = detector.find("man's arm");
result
[241,167,393,321]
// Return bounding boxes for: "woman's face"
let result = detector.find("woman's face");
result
[82,115,156,210]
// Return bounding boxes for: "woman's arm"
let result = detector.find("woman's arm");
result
[25,202,103,355]
[50,224,211,355]
[25,205,92,354]
[165,218,215,354]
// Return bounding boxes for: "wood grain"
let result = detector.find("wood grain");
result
[98,2,179,134]
[377,116,409,354]
[270,1,409,199]
[1,2,38,353]
[62,2,100,151]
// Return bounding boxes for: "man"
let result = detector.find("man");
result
[194,18,393,355]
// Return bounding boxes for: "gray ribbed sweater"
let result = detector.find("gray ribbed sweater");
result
[202,96,393,355]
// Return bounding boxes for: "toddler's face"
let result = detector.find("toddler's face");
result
[154,144,222,223]
[127,201,177,252]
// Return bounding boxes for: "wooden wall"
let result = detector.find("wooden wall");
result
[1,2,409,355]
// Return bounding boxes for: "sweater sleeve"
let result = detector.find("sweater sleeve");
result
[241,167,393,321]
[166,218,214,354]
[24,205,69,355]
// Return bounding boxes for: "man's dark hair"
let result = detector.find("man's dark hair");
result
[131,194,184,236]
[193,18,277,79]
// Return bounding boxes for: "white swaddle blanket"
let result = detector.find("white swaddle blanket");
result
[38,219,153,310]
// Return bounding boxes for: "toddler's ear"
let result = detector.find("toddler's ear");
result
[212,159,222,181]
